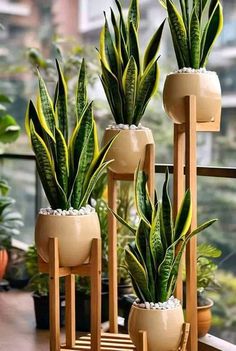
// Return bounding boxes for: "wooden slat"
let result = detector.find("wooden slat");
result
[138,331,147,351]
[71,264,91,276]
[65,274,76,348]
[49,237,61,351]
[185,96,198,351]
[107,171,118,333]
[144,143,155,200]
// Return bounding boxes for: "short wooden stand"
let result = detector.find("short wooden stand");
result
[174,96,221,351]
[38,237,101,351]
[107,143,155,333]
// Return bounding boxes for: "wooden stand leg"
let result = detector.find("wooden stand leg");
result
[137,331,148,351]
[49,237,60,351]
[108,171,118,333]
[144,144,155,199]
[174,124,185,302]
[65,274,75,348]
[185,96,198,350]
[90,239,101,351]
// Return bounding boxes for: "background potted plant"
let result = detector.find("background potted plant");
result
[25,58,114,267]
[0,179,23,283]
[160,0,223,124]
[111,169,217,351]
[25,245,65,329]
[197,242,221,337]
[99,0,165,173]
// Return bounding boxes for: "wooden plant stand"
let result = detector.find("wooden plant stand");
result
[107,143,155,333]
[173,95,221,351]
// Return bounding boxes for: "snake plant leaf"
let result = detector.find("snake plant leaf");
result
[30,121,67,209]
[143,19,166,70]
[158,243,175,302]
[110,8,120,53]
[209,0,218,17]
[135,219,149,264]
[200,1,223,67]
[120,31,129,70]
[115,0,127,43]
[159,0,167,8]
[109,207,136,235]
[79,159,113,208]
[130,274,147,302]
[125,248,152,302]
[133,59,159,125]
[122,56,138,125]
[161,169,174,247]
[69,102,94,174]
[169,19,186,68]
[100,76,117,122]
[55,59,68,143]
[190,218,218,236]
[150,206,164,269]
[100,60,124,123]
[25,101,43,138]
[101,14,119,77]
[190,7,201,68]
[76,58,88,122]
[193,0,201,18]
[166,0,190,67]
[174,189,192,240]
[55,127,69,196]
[134,169,152,226]
[128,0,140,30]
[70,127,94,209]
[37,71,56,140]
[128,22,140,73]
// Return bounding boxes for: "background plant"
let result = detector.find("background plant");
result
[160,0,223,69]
[25,59,114,210]
[112,169,217,303]
[99,0,165,125]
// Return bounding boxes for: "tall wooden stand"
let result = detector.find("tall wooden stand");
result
[107,143,155,333]
[173,96,220,351]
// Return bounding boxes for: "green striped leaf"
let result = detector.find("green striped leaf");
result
[125,248,152,302]
[190,7,201,68]
[55,59,68,143]
[128,22,140,73]
[100,60,124,123]
[37,71,56,140]
[161,169,174,247]
[30,121,67,209]
[166,0,190,67]
[143,19,166,70]
[100,76,120,123]
[150,206,164,270]
[134,169,152,226]
[76,58,88,122]
[135,219,149,264]
[174,189,192,240]
[133,59,159,125]
[200,1,223,67]
[110,8,120,53]
[101,15,119,77]
[25,100,43,138]
[122,56,138,125]
[128,0,140,30]
[55,127,69,196]
[158,243,175,302]
[115,0,127,43]
[169,19,186,68]
[109,207,136,235]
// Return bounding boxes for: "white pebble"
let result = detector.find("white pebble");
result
[145,302,150,309]
[135,297,181,311]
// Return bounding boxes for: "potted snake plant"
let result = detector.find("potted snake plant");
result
[25,59,115,267]
[111,169,217,351]
[160,0,223,124]
[99,0,165,174]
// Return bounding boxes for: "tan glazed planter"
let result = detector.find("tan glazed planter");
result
[128,304,184,351]
[163,72,221,124]
[102,128,154,174]
[198,299,214,337]
[35,212,100,267]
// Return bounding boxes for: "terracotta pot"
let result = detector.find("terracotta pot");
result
[35,212,100,267]
[163,72,221,124]
[102,128,154,174]
[0,249,8,279]
[128,304,184,351]
[198,299,213,337]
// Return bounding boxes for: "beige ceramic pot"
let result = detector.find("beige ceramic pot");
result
[198,299,213,337]
[163,72,221,124]
[35,212,100,267]
[102,128,154,174]
[128,304,184,351]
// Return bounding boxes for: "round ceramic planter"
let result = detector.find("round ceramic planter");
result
[35,212,101,267]
[0,249,8,279]
[128,304,184,351]
[102,128,154,174]
[198,299,213,337]
[163,72,221,124]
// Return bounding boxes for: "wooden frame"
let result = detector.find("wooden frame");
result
[107,143,155,333]
[173,96,221,351]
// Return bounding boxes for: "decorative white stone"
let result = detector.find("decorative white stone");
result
[169,67,216,75]
[135,297,181,310]
[39,205,96,216]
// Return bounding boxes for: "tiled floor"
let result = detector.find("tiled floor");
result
[0,290,52,351]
